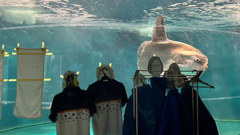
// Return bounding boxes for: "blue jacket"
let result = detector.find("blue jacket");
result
[180,85,218,135]
[157,88,193,135]
[122,77,167,135]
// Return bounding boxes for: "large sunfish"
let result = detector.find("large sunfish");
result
[137,15,208,76]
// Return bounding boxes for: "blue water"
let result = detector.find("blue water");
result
[1,0,240,134]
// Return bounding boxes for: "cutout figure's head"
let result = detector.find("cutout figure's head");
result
[168,63,181,77]
[96,65,114,81]
[165,63,183,88]
[62,70,79,89]
[148,56,163,76]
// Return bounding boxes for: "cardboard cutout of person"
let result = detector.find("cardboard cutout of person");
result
[87,63,128,135]
[123,56,167,135]
[147,56,163,77]
[49,70,90,135]
[157,64,194,135]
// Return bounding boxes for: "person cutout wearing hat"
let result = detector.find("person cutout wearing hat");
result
[49,71,90,135]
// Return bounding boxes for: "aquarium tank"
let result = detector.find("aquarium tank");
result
[0,0,240,135]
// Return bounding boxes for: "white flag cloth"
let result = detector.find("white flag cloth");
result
[13,48,46,119]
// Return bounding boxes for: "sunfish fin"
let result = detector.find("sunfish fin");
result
[152,15,167,41]
[173,54,187,64]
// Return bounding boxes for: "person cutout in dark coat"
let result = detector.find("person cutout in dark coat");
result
[49,71,90,135]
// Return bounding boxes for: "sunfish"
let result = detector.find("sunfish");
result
[137,15,208,76]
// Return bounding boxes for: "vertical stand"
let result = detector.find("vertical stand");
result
[191,81,199,135]
[133,71,140,135]
[196,82,199,135]
[192,82,195,135]
[133,84,136,135]
[136,73,139,135]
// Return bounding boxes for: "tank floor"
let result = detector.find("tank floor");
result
[0,121,239,135]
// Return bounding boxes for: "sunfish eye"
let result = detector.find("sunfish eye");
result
[194,58,201,63]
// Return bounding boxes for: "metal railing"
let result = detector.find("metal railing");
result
[130,70,213,135]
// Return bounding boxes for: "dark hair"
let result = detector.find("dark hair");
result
[147,56,163,74]
[167,63,181,77]
[66,75,74,87]
[165,63,180,89]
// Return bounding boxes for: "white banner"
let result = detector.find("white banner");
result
[13,48,46,119]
